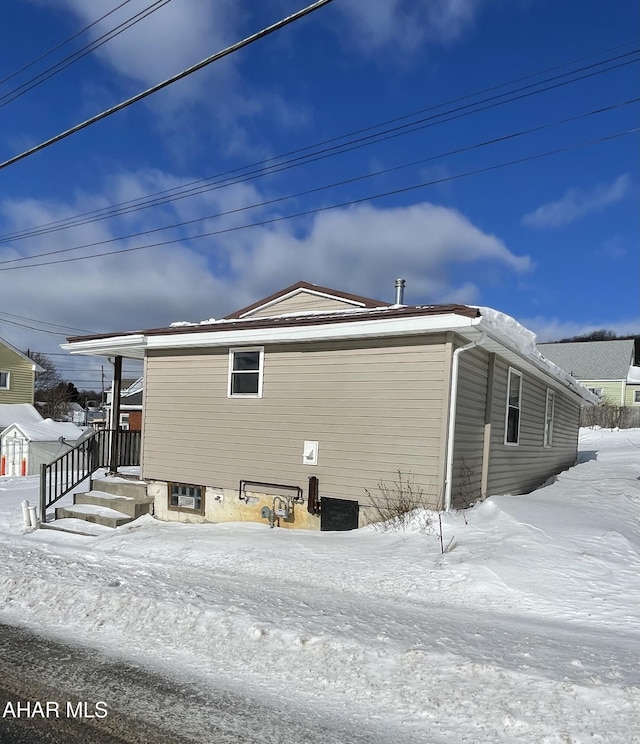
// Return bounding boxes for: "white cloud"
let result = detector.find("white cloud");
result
[337,0,484,52]
[522,316,640,343]
[599,235,627,260]
[36,0,241,91]
[0,170,265,374]
[0,175,530,380]
[225,201,531,309]
[522,174,632,229]
[25,0,304,159]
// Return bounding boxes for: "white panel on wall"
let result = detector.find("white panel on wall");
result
[303,440,319,465]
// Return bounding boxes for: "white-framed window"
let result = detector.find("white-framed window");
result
[168,482,204,514]
[0,371,9,390]
[544,389,555,447]
[504,368,522,445]
[228,347,264,398]
[634,390,640,404]
[588,387,604,398]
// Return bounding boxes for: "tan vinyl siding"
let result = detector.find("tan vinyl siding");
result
[0,345,35,404]
[485,358,580,496]
[451,345,489,508]
[246,291,362,318]
[142,336,449,509]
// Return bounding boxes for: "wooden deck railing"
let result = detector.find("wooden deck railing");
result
[38,429,141,524]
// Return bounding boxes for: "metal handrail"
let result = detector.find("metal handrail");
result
[38,429,141,523]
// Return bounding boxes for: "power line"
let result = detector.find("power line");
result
[0,0,336,173]
[0,317,81,336]
[1,97,636,267]
[1,46,636,246]
[0,0,135,88]
[0,1,172,110]
[0,318,69,335]
[2,127,635,272]
[0,311,90,333]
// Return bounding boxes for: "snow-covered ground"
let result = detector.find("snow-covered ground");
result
[1,428,639,743]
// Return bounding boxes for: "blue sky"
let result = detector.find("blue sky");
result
[0,0,638,390]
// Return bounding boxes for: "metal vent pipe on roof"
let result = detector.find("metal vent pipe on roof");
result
[394,278,406,305]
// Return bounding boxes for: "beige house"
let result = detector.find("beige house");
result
[63,281,593,530]
[0,337,42,408]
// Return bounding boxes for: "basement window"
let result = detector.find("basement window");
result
[168,483,204,514]
[0,371,9,390]
[544,389,555,447]
[228,347,264,397]
[504,368,522,445]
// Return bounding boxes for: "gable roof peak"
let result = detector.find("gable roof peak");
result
[223,280,387,320]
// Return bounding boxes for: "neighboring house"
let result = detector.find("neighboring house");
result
[63,280,593,530]
[0,419,87,476]
[0,337,43,406]
[106,377,143,431]
[66,402,87,426]
[537,339,640,407]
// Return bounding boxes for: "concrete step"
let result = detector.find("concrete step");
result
[40,518,115,536]
[74,490,152,519]
[55,503,132,528]
[90,475,148,500]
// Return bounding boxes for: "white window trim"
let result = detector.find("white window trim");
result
[228,346,264,398]
[0,370,9,390]
[504,367,522,446]
[633,390,640,404]
[544,389,555,448]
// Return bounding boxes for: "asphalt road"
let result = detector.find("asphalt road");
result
[0,622,411,744]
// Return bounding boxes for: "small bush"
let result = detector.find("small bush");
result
[580,403,640,429]
[364,471,434,533]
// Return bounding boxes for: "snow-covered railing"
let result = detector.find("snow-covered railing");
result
[38,429,141,523]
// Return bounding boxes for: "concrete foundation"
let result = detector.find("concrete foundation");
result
[149,481,321,530]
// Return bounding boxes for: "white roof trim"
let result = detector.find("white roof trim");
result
[145,313,478,349]
[61,315,475,357]
[61,334,146,359]
[60,310,594,403]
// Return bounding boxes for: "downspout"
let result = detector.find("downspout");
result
[443,332,486,512]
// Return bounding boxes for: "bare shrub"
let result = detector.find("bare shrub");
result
[365,471,434,533]
[580,403,640,429]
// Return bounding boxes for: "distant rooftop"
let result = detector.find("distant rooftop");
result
[538,339,635,380]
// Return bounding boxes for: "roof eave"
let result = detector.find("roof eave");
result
[146,313,479,350]
[61,334,146,360]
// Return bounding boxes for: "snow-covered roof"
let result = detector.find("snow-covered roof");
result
[0,403,43,430]
[477,308,597,403]
[628,366,640,384]
[1,419,86,442]
[62,284,595,404]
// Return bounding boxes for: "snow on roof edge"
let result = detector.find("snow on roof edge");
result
[476,307,597,404]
